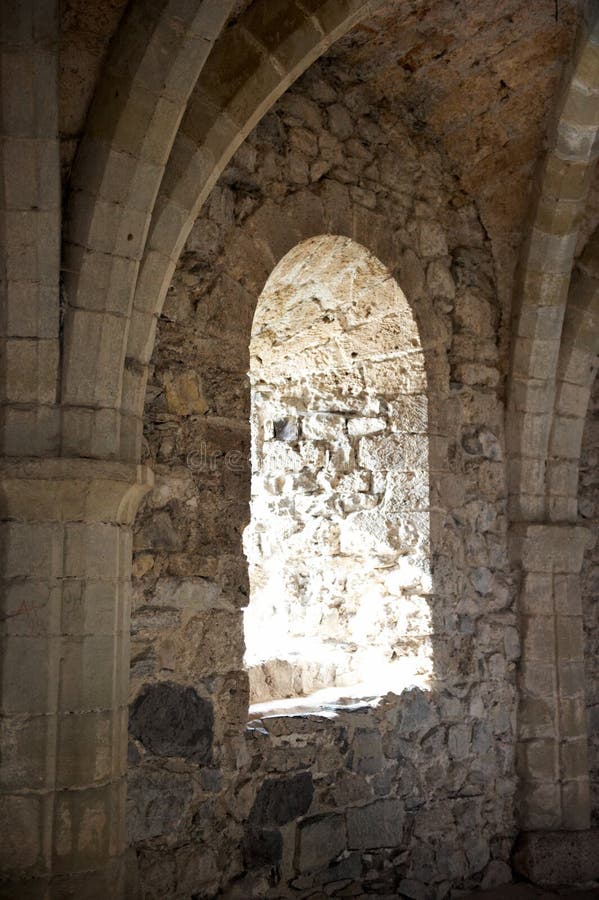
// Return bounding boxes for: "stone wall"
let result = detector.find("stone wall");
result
[581,374,599,824]
[128,57,517,897]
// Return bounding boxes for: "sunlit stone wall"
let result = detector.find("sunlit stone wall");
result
[129,56,517,897]
[245,236,433,704]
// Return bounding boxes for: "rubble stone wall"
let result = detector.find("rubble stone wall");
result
[129,59,517,898]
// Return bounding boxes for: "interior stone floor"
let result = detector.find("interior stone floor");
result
[460,884,599,899]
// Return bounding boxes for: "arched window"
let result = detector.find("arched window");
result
[244,236,433,709]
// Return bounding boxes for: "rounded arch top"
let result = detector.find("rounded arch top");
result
[250,233,426,390]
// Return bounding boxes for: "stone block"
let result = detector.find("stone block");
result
[557,660,585,698]
[56,710,120,789]
[53,782,122,872]
[0,793,43,872]
[559,697,587,739]
[513,829,599,885]
[59,634,120,713]
[560,739,589,781]
[363,357,427,395]
[516,739,557,782]
[0,634,60,715]
[250,772,314,828]
[358,432,427,470]
[349,729,384,775]
[555,615,584,662]
[127,767,193,843]
[519,573,552,614]
[521,615,556,663]
[301,412,346,441]
[295,813,347,872]
[347,416,385,437]
[243,826,283,869]
[518,694,555,741]
[561,779,591,830]
[0,714,53,791]
[518,781,562,830]
[509,523,592,574]
[347,798,404,850]
[129,682,213,762]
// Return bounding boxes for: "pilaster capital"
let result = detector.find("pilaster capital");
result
[0,457,153,524]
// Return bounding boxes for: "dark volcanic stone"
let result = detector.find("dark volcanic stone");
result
[129,682,214,761]
[243,826,283,868]
[250,771,314,826]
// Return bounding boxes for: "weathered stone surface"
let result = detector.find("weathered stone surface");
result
[243,826,283,869]
[129,682,213,762]
[347,798,405,850]
[512,830,599,885]
[295,813,346,871]
[129,32,519,900]
[127,768,193,842]
[250,772,314,827]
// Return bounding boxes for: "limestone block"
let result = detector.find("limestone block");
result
[518,661,556,699]
[448,724,471,760]
[518,694,555,741]
[1,337,58,404]
[416,220,448,257]
[518,781,562,831]
[56,710,120,789]
[526,227,578,277]
[349,729,384,775]
[521,615,556,663]
[363,356,427,395]
[561,779,591,830]
[64,523,121,579]
[555,615,584,662]
[3,279,59,340]
[53,782,123,871]
[61,307,126,407]
[384,470,429,511]
[559,697,587,740]
[301,412,346,440]
[0,714,53,791]
[359,432,427,471]
[560,739,590,781]
[178,609,245,677]
[509,524,592,574]
[558,660,585,698]
[426,259,455,300]
[61,580,121,637]
[0,794,43,872]
[59,634,123,713]
[516,739,557,782]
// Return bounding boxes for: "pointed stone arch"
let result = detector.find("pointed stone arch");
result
[59,0,385,462]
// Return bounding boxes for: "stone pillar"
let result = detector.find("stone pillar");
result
[510,523,592,831]
[0,458,152,899]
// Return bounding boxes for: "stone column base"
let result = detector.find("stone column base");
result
[513,829,599,886]
[0,848,141,900]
